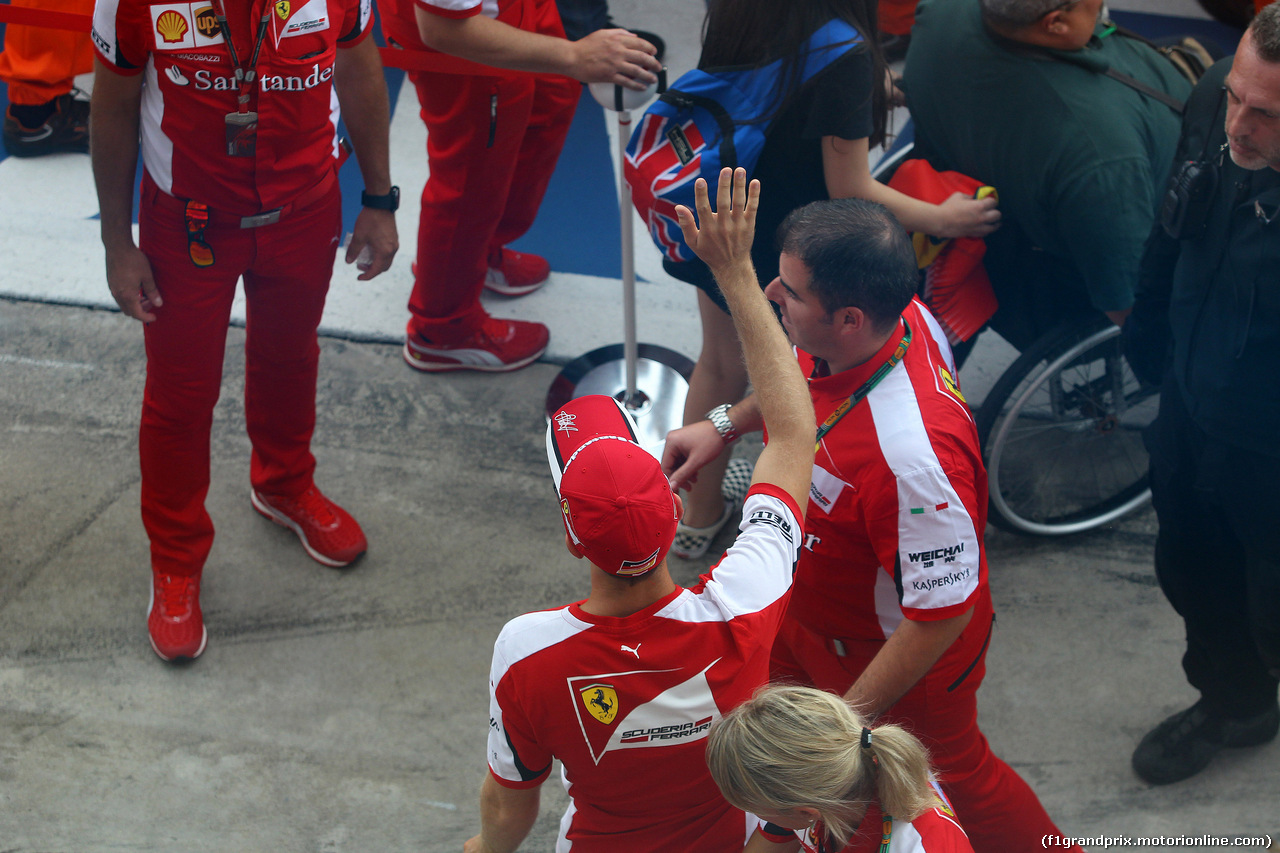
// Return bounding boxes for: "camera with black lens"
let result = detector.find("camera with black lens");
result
[1160,157,1218,240]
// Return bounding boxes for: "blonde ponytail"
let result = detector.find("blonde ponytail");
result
[706,685,942,848]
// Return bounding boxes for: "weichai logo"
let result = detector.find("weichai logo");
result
[908,543,965,563]
[156,9,189,43]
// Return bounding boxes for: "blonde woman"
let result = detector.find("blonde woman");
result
[706,686,973,853]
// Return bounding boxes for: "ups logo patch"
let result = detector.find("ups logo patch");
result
[579,683,618,725]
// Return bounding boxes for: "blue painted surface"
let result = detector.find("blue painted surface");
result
[508,88,622,279]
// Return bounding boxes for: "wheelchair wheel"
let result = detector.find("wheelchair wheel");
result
[975,318,1158,536]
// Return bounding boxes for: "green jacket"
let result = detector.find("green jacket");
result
[904,0,1190,324]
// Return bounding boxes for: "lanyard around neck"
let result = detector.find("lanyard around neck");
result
[813,319,911,453]
[211,0,271,113]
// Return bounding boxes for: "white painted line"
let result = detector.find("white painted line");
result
[0,354,96,371]
[422,799,458,811]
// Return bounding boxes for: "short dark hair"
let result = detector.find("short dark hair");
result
[775,198,918,332]
[1250,3,1280,63]
[979,0,1075,31]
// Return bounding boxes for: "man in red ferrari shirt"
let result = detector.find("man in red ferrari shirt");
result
[465,170,813,853]
[91,0,398,662]
[664,197,1080,852]
[381,0,659,373]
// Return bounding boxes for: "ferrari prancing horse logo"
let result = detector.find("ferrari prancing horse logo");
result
[940,366,966,403]
[275,0,290,20]
[580,683,618,725]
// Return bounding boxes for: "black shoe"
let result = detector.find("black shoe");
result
[1132,700,1280,785]
[3,91,90,158]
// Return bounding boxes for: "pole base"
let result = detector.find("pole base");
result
[546,344,694,449]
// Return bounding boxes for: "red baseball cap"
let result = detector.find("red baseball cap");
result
[546,395,679,577]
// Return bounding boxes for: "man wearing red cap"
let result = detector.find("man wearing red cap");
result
[464,169,814,853]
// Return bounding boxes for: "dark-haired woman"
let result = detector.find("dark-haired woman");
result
[669,0,1000,559]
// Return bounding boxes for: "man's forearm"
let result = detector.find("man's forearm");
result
[90,62,143,250]
[334,38,392,195]
[471,774,541,853]
[715,257,814,464]
[726,393,764,437]
[415,9,572,75]
[843,608,973,720]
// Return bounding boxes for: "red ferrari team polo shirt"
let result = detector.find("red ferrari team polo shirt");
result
[92,0,372,215]
[790,299,988,642]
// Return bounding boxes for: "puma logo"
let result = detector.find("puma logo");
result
[621,643,641,659]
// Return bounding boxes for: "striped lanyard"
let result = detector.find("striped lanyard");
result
[813,320,912,453]
[210,0,271,114]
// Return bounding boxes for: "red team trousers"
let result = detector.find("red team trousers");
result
[137,172,341,577]
[772,595,1082,853]
[405,0,578,339]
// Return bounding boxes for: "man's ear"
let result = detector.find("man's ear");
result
[1042,10,1069,35]
[672,490,684,523]
[565,530,584,559]
[835,305,867,336]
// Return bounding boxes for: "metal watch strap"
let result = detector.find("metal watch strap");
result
[705,403,740,445]
[360,186,400,212]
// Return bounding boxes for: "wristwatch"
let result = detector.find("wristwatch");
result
[705,403,740,445]
[361,186,400,212]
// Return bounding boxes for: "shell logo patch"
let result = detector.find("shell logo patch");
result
[580,683,618,725]
[156,9,189,43]
[940,366,965,403]
[150,3,225,50]
[275,0,290,20]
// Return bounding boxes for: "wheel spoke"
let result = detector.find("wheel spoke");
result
[978,320,1155,535]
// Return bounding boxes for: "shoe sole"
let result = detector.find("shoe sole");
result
[250,489,362,568]
[401,341,545,373]
[149,627,208,662]
[483,283,546,297]
[483,281,547,297]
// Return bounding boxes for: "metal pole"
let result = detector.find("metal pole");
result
[618,108,638,407]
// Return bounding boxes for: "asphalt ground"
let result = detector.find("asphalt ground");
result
[2,295,1278,852]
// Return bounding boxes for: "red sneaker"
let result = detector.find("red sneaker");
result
[148,573,207,662]
[251,486,367,567]
[485,248,551,296]
[403,316,549,373]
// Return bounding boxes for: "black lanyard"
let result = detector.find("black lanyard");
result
[211,0,270,114]
[813,320,911,453]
